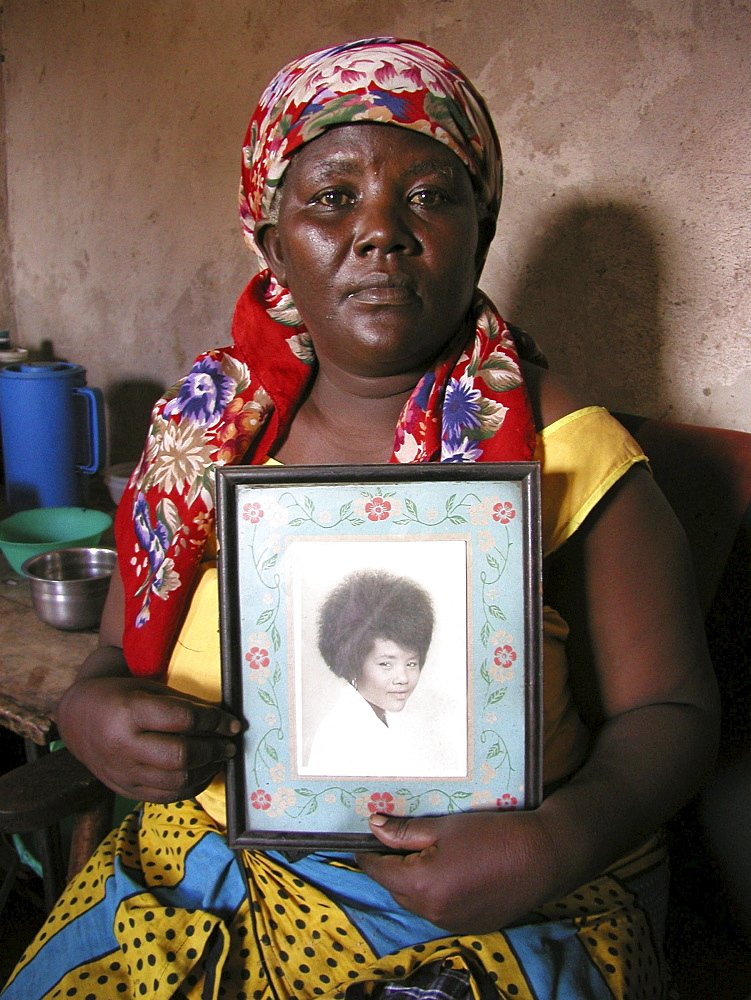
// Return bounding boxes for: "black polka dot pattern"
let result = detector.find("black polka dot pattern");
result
[3,800,668,999]
[536,859,668,999]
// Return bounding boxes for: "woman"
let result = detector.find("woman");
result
[306,568,434,776]
[2,37,718,1000]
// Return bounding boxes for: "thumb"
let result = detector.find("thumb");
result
[368,812,438,852]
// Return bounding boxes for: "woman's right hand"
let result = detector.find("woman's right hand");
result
[57,565,240,803]
[58,663,240,803]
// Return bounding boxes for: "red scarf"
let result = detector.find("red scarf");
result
[117,273,535,676]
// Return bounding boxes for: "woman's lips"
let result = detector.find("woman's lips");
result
[346,274,416,305]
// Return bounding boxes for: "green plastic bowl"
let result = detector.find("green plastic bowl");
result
[0,507,113,575]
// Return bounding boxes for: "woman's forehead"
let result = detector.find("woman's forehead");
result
[368,637,420,658]
[283,122,472,187]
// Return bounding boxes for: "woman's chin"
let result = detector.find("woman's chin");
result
[385,695,412,712]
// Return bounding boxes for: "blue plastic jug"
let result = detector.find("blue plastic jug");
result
[0,362,105,512]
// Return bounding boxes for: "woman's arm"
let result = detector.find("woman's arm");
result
[534,462,719,891]
[358,378,720,932]
[58,566,240,803]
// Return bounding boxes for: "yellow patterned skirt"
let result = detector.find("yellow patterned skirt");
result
[2,799,669,1000]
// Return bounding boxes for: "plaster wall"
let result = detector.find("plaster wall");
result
[1,0,749,461]
[0,12,13,337]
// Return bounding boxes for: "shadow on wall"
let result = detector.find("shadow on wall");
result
[106,379,165,466]
[507,200,667,419]
[23,339,58,363]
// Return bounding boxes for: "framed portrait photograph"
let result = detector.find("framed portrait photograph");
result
[217,462,542,853]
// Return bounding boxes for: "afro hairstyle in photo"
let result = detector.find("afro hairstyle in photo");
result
[317,568,435,684]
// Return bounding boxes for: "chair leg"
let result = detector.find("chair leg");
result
[0,849,21,916]
[31,825,66,911]
[22,738,68,910]
[67,790,115,883]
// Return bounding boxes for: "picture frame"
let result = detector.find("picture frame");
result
[217,462,543,853]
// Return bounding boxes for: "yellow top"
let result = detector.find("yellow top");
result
[166,405,647,826]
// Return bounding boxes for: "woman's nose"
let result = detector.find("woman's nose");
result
[353,197,419,257]
[393,663,409,684]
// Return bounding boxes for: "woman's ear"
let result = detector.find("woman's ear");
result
[254,222,288,287]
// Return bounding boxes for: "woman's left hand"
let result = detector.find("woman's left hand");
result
[356,809,558,933]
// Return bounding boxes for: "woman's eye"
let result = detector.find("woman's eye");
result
[312,189,352,209]
[409,188,448,208]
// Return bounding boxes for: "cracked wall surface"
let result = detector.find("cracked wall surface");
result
[1,0,748,459]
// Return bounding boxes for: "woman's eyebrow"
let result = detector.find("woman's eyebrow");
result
[377,651,420,660]
[303,157,364,182]
[403,159,463,183]
[301,157,462,184]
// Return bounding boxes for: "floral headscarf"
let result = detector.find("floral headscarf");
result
[117,39,534,677]
[239,36,503,255]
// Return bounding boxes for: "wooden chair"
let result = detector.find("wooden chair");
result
[0,415,749,992]
[0,745,114,911]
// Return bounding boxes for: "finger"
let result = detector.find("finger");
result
[130,690,241,737]
[124,759,226,802]
[133,731,237,774]
[356,851,406,882]
[167,693,243,737]
[356,852,426,911]
[368,813,441,852]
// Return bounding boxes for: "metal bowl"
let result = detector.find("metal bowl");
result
[21,547,117,631]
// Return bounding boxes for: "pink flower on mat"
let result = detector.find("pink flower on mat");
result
[365,497,391,521]
[245,646,270,670]
[250,789,272,811]
[242,501,264,523]
[492,501,516,524]
[493,644,516,669]
[367,791,395,814]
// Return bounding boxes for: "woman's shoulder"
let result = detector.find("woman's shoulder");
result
[521,360,590,432]
[522,361,649,556]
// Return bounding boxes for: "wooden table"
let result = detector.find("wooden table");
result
[0,558,98,747]
[0,553,106,908]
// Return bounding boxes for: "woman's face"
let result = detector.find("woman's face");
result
[357,638,422,714]
[257,123,490,382]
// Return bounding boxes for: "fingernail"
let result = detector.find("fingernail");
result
[225,744,237,758]
[369,813,387,827]
[229,720,242,734]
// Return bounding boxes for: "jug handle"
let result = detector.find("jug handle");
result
[74,386,105,474]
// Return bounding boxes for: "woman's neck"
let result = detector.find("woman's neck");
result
[272,367,419,466]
